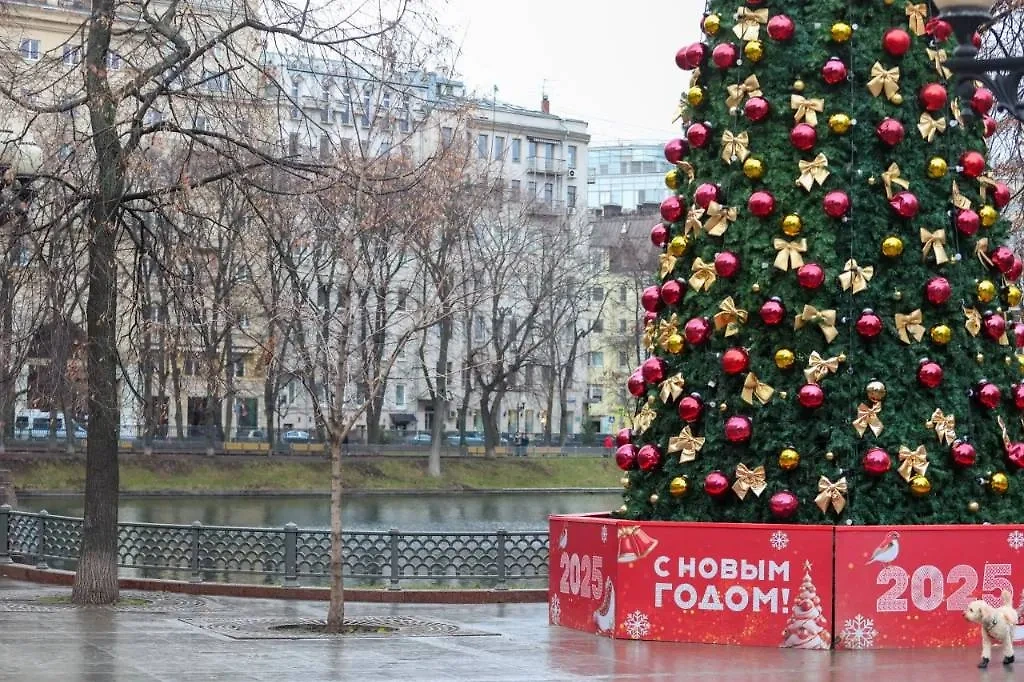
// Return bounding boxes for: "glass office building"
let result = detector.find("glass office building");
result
[587,143,674,212]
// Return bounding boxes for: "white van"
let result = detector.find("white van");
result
[13,410,87,440]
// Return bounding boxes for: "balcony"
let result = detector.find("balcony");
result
[527,199,566,217]
[526,156,566,175]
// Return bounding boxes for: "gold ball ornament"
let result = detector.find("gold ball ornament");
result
[968,501,980,513]
[977,353,986,364]
[980,205,999,227]
[1006,285,1023,307]
[978,280,997,303]
[649,494,659,504]
[669,476,689,497]
[930,324,952,345]
[664,169,680,190]
[669,235,689,257]
[782,214,803,236]
[991,473,1010,494]
[620,476,630,488]
[617,504,628,514]
[882,236,904,258]
[793,80,805,92]
[687,86,705,107]
[891,93,904,105]
[702,13,721,36]
[893,290,903,301]
[825,451,836,461]
[744,40,764,62]
[910,475,932,496]
[829,113,852,134]
[831,22,853,42]
[927,157,949,179]
[884,0,895,5]
[719,402,729,413]
[779,448,801,470]
[666,333,684,354]
[751,283,761,293]
[743,157,765,180]
[866,380,887,402]
[775,348,796,369]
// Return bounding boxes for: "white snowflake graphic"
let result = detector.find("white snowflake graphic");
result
[623,610,652,640]
[1009,531,1024,551]
[549,594,561,625]
[839,614,877,649]
[770,530,789,551]
[601,525,609,544]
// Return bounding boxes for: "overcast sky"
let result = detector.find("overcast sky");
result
[438,0,703,144]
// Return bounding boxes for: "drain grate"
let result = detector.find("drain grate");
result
[0,590,215,613]
[179,615,497,639]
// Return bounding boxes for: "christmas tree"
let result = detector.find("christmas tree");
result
[616,0,1023,524]
[782,561,831,649]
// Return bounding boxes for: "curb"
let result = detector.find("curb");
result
[17,487,620,498]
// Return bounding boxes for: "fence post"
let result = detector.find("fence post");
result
[0,505,10,565]
[388,528,401,591]
[495,527,508,591]
[190,521,202,583]
[35,511,48,569]
[283,522,298,587]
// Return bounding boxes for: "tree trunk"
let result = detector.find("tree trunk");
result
[325,431,345,632]
[428,315,451,477]
[264,379,276,448]
[480,389,503,458]
[543,379,554,445]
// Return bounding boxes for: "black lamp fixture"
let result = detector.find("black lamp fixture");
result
[932,0,1024,121]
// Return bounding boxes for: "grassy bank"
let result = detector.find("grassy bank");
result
[5,455,622,493]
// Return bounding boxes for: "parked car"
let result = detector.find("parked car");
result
[283,430,312,443]
[404,433,432,445]
[239,429,266,441]
[14,410,87,440]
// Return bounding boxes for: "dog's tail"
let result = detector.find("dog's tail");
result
[1002,589,1014,608]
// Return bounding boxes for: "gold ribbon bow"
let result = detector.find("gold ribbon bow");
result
[853,402,885,438]
[656,315,680,351]
[795,305,839,344]
[642,321,657,352]
[659,374,686,403]
[714,297,748,337]
[726,75,763,109]
[797,154,831,192]
[951,180,973,211]
[673,96,691,126]
[976,238,993,267]
[964,306,982,337]
[998,416,1013,450]
[733,7,770,40]
[633,403,657,434]
[733,463,767,500]
[979,174,999,202]
[685,205,706,236]
[804,352,843,384]
[906,2,928,35]
[951,98,966,127]
[773,237,807,271]
[689,258,716,292]
[881,163,910,200]
[721,130,750,164]
[839,259,874,294]
[741,372,774,405]
[705,202,738,237]
[668,425,705,463]
[897,445,929,482]
[791,94,826,127]
[816,476,848,514]
[918,113,947,143]
[926,409,956,445]
[895,309,926,344]
[868,62,901,102]
[926,48,953,79]
[676,161,696,186]
[658,254,677,280]
[920,228,949,264]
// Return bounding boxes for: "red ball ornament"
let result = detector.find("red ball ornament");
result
[863,448,892,476]
[994,182,1012,209]
[714,251,740,278]
[984,313,1007,341]
[984,116,998,138]
[882,28,912,57]
[992,246,1015,273]
[961,150,986,178]
[759,298,786,326]
[641,357,665,384]
[823,191,850,218]
[637,444,662,472]
[951,440,977,467]
[615,428,633,447]
[712,43,739,69]
[660,195,684,222]
[769,490,799,520]
[677,395,703,423]
[660,279,685,306]
[615,444,638,470]
[797,383,825,409]
[744,97,770,122]
[724,415,752,443]
[973,31,983,49]
[641,285,663,313]
[925,277,952,305]
[627,371,646,397]
[650,223,669,248]
[855,310,883,339]
[675,42,707,70]
[821,58,848,85]
[767,14,795,41]
[748,190,776,218]
[1009,257,1024,282]
[704,471,731,497]
[926,18,953,42]
[664,138,689,164]
[1013,384,1024,410]
[889,191,919,219]
[722,348,750,375]
[1008,443,1024,469]
[978,382,1002,410]
[876,117,905,147]
[644,311,657,326]
[956,209,981,236]
[920,83,948,112]
[796,263,825,290]
[684,317,712,345]
[686,122,711,148]
[1015,323,1024,349]
[971,88,995,116]
[790,123,817,152]
[694,183,721,209]
[917,360,943,389]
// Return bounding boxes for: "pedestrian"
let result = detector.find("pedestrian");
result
[603,434,614,451]
[514,432,522,457]
[521,433,530,457]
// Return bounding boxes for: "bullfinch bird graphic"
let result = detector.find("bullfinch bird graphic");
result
[866,531,900,565]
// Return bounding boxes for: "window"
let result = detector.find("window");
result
[618,285,627,303]
[473,315,487,341]
[441,126,453,146]
[107,51,122,70]
[494,135,505,160]
[396,289,408,311]
[568,145,577,169]
[525,365,534,386]
[289,82,301,119]
[360,87,372,127]
[399,108,410,133]
[321,82,331,104]
[184,357,200,376]
[528,140,538,159]
[618,351,628,368]
[589,352,604,368]
[511,138,521,162]
[543,183,553,204]
[20,39,40,61]
[319,135,330,161]
[288,133,299,156]
[337,100,350,125]
[590,286,604,302]
[232,356,246,377]
[618,319,627,333]
[395,384,406,407]
[593,318,604,333]
[62,46,81,66]
[195,116,208,131]
[477,134,489,159]
[527,181,537,198]
[320,107,329,123]
[567,186,577,208]
[509,179,520,199]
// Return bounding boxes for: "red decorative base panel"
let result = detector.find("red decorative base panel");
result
[549,514,1024,649]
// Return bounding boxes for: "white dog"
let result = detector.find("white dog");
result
[964,589,1020,668]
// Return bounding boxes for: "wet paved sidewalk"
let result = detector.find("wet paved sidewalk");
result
[0,578,1006,681]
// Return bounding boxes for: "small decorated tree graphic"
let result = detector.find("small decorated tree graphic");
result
[782,561,831,649]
